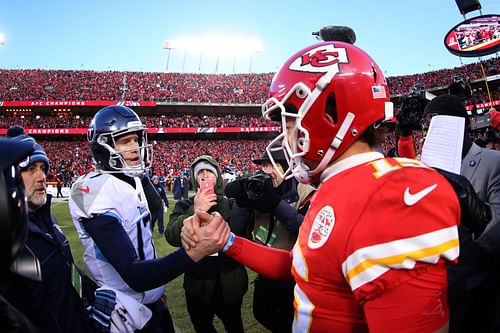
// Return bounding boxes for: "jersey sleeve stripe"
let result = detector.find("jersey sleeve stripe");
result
[342,226,459,290]
[102,211,123,225]
[292,285,314,333]
[292,242,309,281]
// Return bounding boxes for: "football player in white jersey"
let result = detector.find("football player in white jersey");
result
[69,105,229,333]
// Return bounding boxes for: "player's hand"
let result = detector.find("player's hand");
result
[181,215,198,251]
[180,209,216,249]
[184,210,230,262]
[434,168,491,234]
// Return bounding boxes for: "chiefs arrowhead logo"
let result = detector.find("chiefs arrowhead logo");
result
[290,44,348,73]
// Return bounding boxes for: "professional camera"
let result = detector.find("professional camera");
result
[448,77,472,101]
[396,90,429,130]
[240,170,273,200]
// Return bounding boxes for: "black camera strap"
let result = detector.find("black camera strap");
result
[264,214,276,246]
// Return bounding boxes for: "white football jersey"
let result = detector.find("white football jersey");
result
[69,172,164,304]
[222,172,236,184]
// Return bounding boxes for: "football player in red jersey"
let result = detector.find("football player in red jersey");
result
[182,41,460,333]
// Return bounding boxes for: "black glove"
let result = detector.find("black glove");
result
[435,168,492,234]
[225,180,251,208]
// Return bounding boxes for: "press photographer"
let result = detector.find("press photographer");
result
[225,145,315,333]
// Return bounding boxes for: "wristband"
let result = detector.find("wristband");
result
[222,232,235,252]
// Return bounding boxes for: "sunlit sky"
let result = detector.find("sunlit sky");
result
[1,0,499,76]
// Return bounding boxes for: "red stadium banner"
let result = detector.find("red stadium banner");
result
[7,128,87,135]
[465,99,500,111]
[152,126,281,134]
[0,126,281,135]
[0,100,157,107]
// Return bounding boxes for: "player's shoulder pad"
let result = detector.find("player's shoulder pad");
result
[70,172,112,210]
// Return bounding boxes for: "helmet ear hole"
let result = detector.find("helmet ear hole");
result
[325,93,338,125]
[296,88,307,99]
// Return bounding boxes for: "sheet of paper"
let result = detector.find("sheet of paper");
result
[421,115,464,174]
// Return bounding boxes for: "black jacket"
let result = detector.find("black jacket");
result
[0,293,41,333]
[0,195,95,333]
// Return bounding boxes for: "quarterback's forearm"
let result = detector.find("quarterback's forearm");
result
[226,235,293,280]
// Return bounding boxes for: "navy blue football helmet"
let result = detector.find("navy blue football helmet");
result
[88,105,152,177]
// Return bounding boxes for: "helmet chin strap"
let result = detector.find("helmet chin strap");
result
[293,112,356,184]
[123,168,145,178]
[292,162,311,184]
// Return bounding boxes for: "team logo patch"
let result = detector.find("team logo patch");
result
[87,125,95,142]
[308,205,335,249]
[289,44,348,73]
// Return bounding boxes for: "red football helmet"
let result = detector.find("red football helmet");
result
[262,41,393,183]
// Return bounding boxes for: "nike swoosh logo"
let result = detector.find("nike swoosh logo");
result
[404,184,437,206]
[78,186,90,193]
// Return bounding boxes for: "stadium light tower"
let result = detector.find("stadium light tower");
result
[163,35,262,73]
[163,40,174,71]
[249,44,262,73]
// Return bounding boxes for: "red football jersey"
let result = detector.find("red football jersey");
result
[291,154,460,333]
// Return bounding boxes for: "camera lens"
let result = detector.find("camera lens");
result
[246,181,264,199]
[242,171,273,200]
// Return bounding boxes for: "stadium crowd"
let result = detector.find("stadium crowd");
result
[387,56,500,95]
[0,113,275,129]
[1,56,499,103]
[0,71,274,103]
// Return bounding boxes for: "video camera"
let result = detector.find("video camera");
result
[238,170,273,200]
[396,90,429,131]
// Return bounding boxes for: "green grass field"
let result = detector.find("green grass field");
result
[51,197,269,333]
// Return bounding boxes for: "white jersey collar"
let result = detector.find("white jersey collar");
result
[320,152,385,184]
